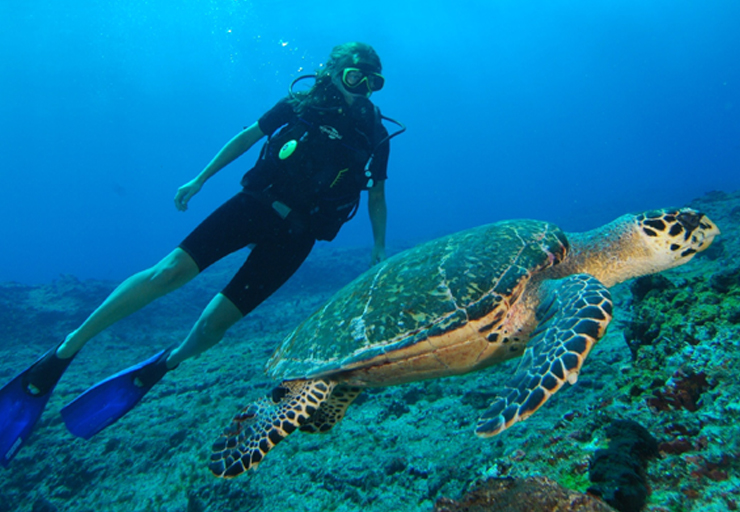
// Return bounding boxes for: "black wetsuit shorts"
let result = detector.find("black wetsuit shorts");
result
[179,190,315,316]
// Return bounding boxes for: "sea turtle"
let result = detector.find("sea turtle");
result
[209,208,719,478]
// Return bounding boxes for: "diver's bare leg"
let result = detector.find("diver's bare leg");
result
[57,248,199,359]
[166,293,243,367]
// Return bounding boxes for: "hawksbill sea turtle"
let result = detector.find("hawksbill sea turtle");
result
[209,208,720,478]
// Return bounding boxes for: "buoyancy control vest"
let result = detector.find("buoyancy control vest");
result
[242,99,385,241]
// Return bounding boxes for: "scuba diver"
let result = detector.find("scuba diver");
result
[0,41,405,465]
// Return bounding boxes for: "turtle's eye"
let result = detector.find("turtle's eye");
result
[677,211,702,231]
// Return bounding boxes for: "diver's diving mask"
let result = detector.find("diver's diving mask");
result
[341,67,385,94]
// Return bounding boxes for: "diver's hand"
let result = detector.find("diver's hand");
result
[174,179,202,211]
[370,245,386,267]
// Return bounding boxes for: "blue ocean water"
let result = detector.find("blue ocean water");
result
[1,0,738,285]
[2,4,740,511]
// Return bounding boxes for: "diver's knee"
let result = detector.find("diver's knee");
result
[149,250,198,289]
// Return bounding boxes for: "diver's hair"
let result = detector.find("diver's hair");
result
[290,42,382,113]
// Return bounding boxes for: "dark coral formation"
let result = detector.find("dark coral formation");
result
[434,476,616,512]
[646,369,714,413]
[587,420,658,512]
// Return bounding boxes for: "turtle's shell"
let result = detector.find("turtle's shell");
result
[267,220,569,380]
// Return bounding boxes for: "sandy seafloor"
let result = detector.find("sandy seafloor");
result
[1,190,738,512]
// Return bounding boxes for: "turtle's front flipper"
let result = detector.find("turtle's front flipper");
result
[476,274,612,437]
[300,385,362,434]
[209,379,335,478]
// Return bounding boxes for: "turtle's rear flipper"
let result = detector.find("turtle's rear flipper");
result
[210,379,335,478]
[476,274,612,437]
[300,385,362,434]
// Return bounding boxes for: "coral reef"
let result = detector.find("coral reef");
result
[0,191,739,511]
[434,476,616,512]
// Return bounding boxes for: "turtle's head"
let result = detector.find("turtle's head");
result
[634,207,720,271]
[559,207,719,287]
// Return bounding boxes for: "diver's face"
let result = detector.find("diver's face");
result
[333,64,383,105]
[332,73,366,105]
[341,67,385,94]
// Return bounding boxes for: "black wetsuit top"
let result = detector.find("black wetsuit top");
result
[179,96,389,315]
[243,96,389,240]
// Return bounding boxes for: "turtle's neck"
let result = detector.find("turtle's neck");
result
[538,214,656,288]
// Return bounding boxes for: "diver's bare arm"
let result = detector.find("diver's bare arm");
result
[368,180,387,264]
[196,122,264,185]
[175,122,264,211]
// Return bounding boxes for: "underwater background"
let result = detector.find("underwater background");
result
[2,0,739,283]
[1,1,739,511]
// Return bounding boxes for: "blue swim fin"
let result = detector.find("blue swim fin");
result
[61,349,171,440]
[0,345,75,467]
